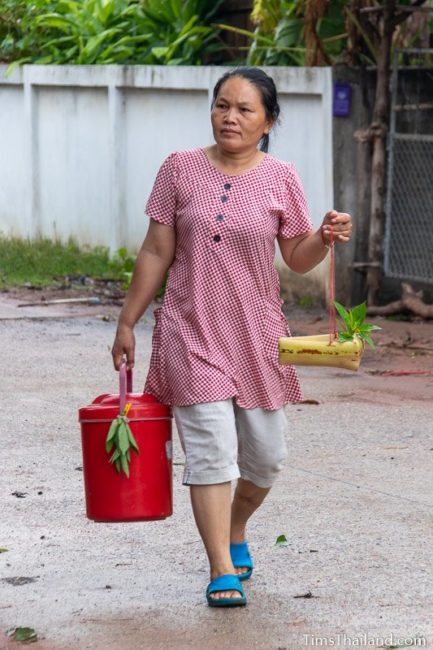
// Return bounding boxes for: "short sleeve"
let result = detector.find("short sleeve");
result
[145,152,178,228]
[278,163,314,239]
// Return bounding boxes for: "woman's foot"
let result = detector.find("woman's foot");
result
[229,480,269,579]
[230,533,250,577]
[207,573,246,606]
[230,541,254,581]
[208,568,245,601]
[234,566,250,578]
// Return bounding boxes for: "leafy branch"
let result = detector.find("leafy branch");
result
[1,0,225,72]
[105,402,139,478]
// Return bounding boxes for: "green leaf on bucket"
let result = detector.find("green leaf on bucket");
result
[127,428,139,453]
[0,547,9,553]
[106,418,119,443]
[118,423,129,454]
[120,454,129,478]
[105,414,139,478]
[275,534,288,546]
[110,449,121,463]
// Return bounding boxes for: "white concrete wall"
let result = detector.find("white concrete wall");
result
[0,65,333,248]
[0,65,333,298]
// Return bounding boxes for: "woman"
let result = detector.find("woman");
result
[111,67,352,607]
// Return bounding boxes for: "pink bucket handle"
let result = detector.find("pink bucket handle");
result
[119,363,133,415]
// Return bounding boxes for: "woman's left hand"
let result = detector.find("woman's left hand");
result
[321,210,352,245]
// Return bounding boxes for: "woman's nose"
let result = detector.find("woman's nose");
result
[223,108,237,123]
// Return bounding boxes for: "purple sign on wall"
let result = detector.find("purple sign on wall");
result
[333,82,352,117]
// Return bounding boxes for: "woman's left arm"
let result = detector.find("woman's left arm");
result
[278,210,352,274]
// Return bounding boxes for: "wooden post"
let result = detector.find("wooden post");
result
[366,0,395,305]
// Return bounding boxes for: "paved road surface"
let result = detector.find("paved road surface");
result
[1,297,432,649]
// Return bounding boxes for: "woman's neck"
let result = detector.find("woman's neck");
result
[205,145,265,175]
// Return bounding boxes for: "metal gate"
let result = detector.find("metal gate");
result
[384,48,433,284]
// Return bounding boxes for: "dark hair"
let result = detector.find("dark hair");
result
[211,66,280,153]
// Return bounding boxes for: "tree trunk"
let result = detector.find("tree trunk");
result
[366,0,395,306]
[367,283,433,318]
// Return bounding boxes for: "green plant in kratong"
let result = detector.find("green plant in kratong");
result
[1,0,225,73]
[334,300,381,348]
[105,402,139,477]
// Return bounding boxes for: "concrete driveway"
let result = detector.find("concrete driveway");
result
[0,296,432,649]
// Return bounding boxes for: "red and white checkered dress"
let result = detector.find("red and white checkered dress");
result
[144,148,313,409]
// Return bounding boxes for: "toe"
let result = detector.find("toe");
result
[210,589,243,600]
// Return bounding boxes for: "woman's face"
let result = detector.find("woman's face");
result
[211,76,273,154]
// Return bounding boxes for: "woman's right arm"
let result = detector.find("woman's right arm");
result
[111,219,176,370]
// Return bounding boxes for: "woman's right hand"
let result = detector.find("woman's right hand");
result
[112,323,136,371]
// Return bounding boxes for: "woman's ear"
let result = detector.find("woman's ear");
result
[263,118,276,135]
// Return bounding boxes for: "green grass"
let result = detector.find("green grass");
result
[298,294,314,309]
[0,236,131,288]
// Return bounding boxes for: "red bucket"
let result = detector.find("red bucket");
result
[79,366,173,522]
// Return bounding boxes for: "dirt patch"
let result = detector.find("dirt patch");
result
[1,278,125,306]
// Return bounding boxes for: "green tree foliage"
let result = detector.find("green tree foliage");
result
[0,0,224,72]
[250,0,348,66]
[216,0,432,67]
[217,0,347,66]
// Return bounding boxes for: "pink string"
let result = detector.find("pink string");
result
[328,227,337,344]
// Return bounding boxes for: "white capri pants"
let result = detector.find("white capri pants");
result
[173,399,288,488]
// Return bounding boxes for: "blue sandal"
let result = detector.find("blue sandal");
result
[206,574,247,607]
[230,541,254,581]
